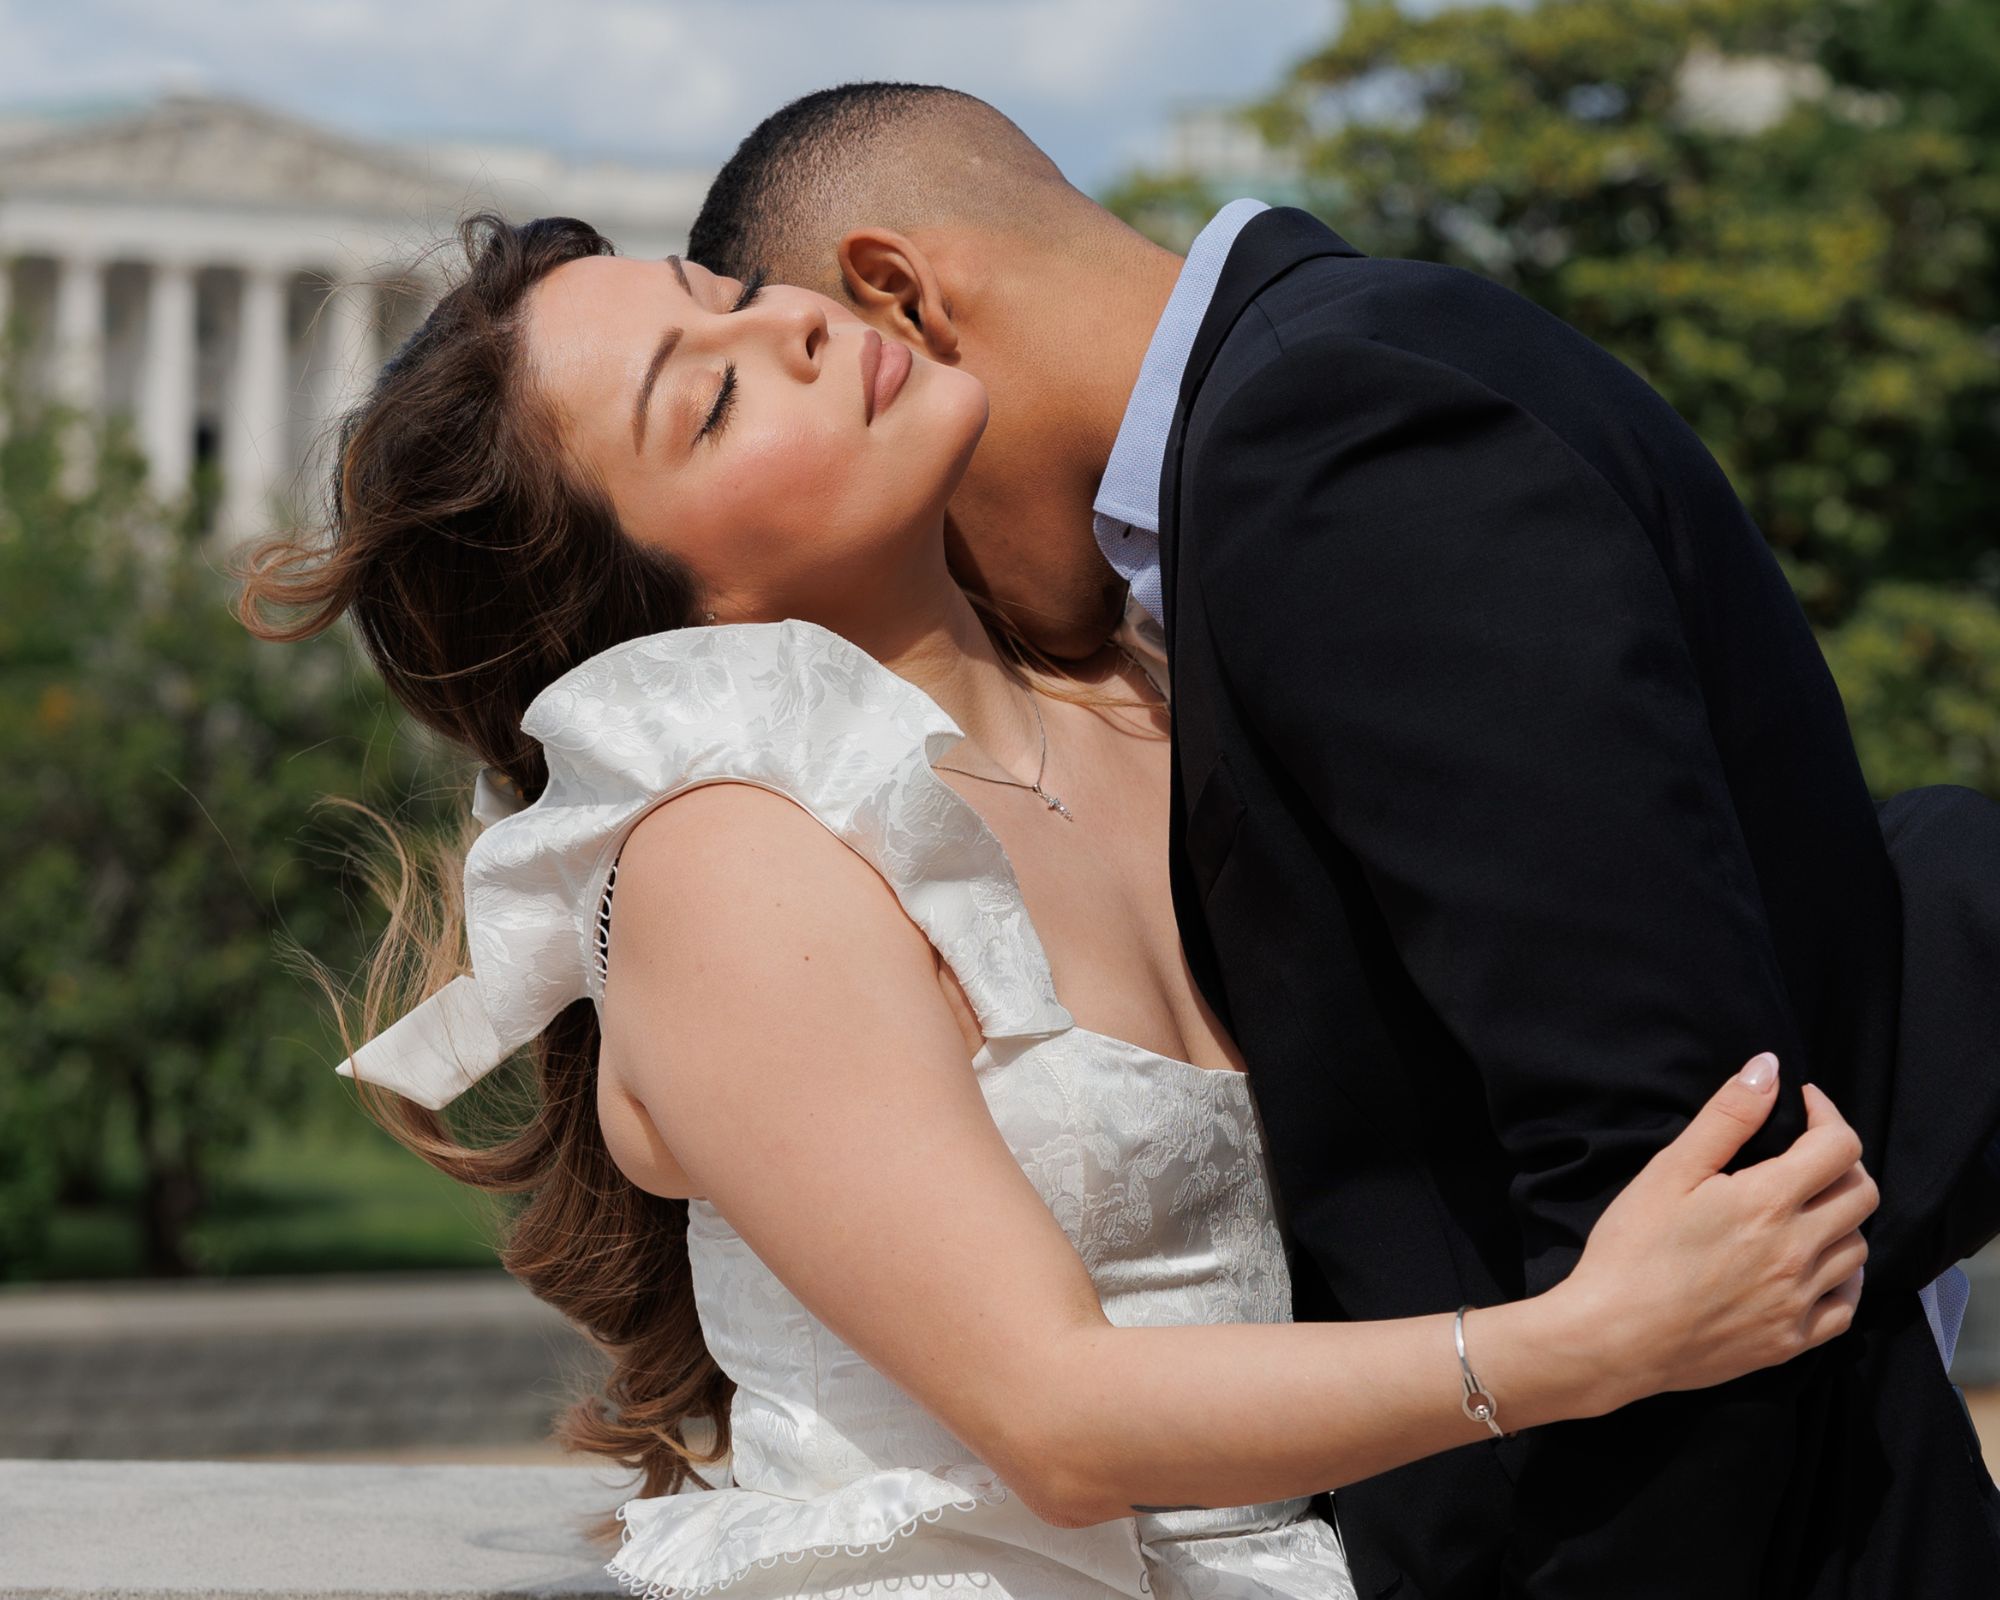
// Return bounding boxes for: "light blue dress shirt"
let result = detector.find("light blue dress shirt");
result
[1091,197,1269,627]
[1922,1263,1971,1371]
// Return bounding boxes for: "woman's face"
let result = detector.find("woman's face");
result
[525,253,988,624]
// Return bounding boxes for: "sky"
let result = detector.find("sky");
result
[0,0,1342,190]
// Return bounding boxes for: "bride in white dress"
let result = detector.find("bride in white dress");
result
[240,215,1875,1600]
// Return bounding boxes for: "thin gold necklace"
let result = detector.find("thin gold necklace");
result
[934,690,1074,821]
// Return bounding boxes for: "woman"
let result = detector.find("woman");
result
[240,216,1874,1600]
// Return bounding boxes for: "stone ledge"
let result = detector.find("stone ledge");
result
[0,1273,571,1345]
[0,1460,638,1599]
[0,1276,604,1462]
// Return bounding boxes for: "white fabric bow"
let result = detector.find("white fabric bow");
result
[334,973,505,1109]
[333,768,526,1109]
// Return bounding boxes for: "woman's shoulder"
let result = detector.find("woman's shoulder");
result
[593,780,982,1202]
[599,779,954,1067]
[615,779,893,925]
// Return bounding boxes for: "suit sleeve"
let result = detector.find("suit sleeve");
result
[1185,322,1820,1595]
[1876,785,2000,1280]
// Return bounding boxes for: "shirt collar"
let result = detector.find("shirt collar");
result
[1092,197,1270,540]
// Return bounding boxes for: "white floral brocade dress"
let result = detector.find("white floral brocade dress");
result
[478,618,1358,1600]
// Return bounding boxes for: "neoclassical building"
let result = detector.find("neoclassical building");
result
[0,95,710,536]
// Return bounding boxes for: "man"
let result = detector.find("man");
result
[688,83,2000,1596]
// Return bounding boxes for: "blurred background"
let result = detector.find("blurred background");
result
[1,0,1996,1468]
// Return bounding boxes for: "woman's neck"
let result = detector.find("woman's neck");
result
[831,547,1048,776]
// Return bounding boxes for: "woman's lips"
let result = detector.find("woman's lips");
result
[859,330,881,422]
[864,334,911,423]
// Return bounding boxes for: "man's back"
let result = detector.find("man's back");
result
[1158,209,2000,1595]
[1262,250,1907,1147]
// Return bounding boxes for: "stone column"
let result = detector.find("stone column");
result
[138,261,197,498]
[222,264,289,539]
[52,254,105,415]
[299,277,377,505]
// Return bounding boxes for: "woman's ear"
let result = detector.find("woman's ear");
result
[838,228,960,362]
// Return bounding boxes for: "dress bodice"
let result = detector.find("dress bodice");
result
[675,1022,1296,1589]
[460,618,1352,1600]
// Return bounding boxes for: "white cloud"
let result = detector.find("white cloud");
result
[0,0,1338,187]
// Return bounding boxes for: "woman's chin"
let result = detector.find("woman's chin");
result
[895,365,987,511]
[905,357,987,438]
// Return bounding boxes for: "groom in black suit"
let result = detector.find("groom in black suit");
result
[689,84,2000,1596]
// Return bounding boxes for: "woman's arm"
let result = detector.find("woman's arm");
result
[600,784,1872,1529]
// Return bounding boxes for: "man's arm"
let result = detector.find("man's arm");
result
[1877,785,2000,1282]
[1186,322,1824,1593]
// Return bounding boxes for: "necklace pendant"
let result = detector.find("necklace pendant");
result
[1037,787,1074,821]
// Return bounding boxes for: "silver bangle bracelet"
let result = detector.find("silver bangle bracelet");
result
[1455,1304,1512,1439]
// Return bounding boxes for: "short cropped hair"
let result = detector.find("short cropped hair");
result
[688,82,1071,295]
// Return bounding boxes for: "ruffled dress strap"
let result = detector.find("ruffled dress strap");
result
[458,618,1073,1065]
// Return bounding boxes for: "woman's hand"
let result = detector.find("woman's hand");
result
[1559,1054,1876,1411]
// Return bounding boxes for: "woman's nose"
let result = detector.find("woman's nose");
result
[759,294,826,379]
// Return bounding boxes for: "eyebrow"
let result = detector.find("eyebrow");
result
[630,256,700,452]
[631,324,684,453]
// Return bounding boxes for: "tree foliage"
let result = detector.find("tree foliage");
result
[0,399,443,1276]
[1105,0,2000,795]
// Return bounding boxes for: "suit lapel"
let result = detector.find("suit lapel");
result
[1179,210,1363,413]
[1158,208,1363,650]
[1154,210,1364,1049]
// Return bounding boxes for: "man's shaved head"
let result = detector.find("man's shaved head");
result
[690,82,1182,657]
[688,82,1091,294]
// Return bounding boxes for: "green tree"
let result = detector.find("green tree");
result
[0,391,442,1276]
[1106,0,2000,795]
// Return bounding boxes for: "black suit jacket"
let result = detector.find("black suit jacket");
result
[1156,207,2000,1598]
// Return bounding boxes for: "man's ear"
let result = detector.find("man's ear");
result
[838,227,960,361]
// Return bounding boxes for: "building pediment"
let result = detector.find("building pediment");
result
[0,95,442,215]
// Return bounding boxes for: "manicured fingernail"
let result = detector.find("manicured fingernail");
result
[1736,1053,1779,1092]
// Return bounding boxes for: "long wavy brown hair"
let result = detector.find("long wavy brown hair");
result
[237,212,1143,1516]
[236,213,729,1503]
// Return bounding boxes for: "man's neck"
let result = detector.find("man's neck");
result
[945,232,1184,654]
[1053,235,1185,489]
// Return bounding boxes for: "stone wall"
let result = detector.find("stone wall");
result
[0,1274,604,1460]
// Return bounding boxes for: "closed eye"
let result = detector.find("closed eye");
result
[696,364,737,443]
[693,272,763,444]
